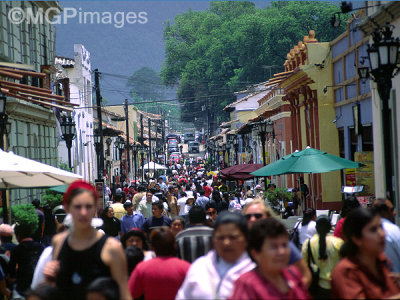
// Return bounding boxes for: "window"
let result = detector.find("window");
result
[338,127,345,158]
[349,127,358,161]
[361,125,373,152]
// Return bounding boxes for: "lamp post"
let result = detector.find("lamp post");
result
[0,89,10,224]
[233,136,239,165]
[132,143,138,185]
[358,23,400,202]
[139,145,145,183]
[222,144,226,169]
[60,114,76,170]
[253,117,272,190]
[226,142,231,167]
[94,130,102,180]
[116,136,125,179]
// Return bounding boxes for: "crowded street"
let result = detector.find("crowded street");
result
[1,1,400,300]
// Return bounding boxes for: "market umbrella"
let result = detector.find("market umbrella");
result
[0,149,82,188]
[49,184,69,193]
[250,147,362,208]
[143,162,167,170]
[251,147,361,176]
[220,164,263,180]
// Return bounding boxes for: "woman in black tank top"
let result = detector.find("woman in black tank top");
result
[43,180,131,300]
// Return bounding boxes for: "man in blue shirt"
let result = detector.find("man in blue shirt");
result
[120,200,146,234]
[195,189,209,208]
[143,201,172,234]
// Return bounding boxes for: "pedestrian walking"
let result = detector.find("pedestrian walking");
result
[229,218,310,300]
[100,206,121,238]
[129,227,190,300]
[243,199,312,288]
[301,215,343,299]
[372,198,400,272]
[142,201,172,234]
[176,206,214,263]
[331,208,400,299]
[176,212,255,300]
[43,180,131,300]
[120,200,145,235]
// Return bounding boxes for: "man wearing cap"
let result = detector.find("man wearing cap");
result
[120,200,146,235]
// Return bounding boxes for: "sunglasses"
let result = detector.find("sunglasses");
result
[245,213,263,220]
[206,210,217,216]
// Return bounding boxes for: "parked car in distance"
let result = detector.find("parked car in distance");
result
[169,153,180,163]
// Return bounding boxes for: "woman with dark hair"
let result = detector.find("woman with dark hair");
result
[297,208,317,247]
[43,180,131,300]
[176,211,255,300]
[331,208,400,299]
[120,228,155,261]
[128,227,190,300]
[229,218,309,300]
[100,206,121,238]
[171,216,185,237]
[211,190,228,213]
[301,215,343,299]
[334,196,360,240]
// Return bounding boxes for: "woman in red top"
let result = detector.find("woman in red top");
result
[333,196,360,240]
[332,208,400,299]
[229,218,310,300]
[128,227,190,300]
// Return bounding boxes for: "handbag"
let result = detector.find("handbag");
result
[290,221,301,249]
[307,239,320,293]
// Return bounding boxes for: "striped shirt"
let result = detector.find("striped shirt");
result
[176,225,214,263]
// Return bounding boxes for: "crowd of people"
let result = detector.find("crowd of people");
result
[0,164,400,300]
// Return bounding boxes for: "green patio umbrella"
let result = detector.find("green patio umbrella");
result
[251,147,362,209]
[49,184,68,193]
[251,147,361,176]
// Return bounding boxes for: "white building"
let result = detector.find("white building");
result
[55,44,96,182]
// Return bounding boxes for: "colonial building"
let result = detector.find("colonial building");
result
[54,44,96,183]
[280,30,341,209]
[0,1,74,204]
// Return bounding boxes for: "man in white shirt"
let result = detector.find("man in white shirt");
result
[372,198,400,272]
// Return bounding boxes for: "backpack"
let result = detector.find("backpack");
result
[290,221,301,249]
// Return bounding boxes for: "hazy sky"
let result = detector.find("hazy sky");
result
[55,1,271,104]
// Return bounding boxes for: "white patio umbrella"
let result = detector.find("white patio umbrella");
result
[0,149,82,188]
[143,162,167,170]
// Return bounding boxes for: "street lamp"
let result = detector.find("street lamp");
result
[132,143,138,185]
[116,136,125,178]
[0,88,10,224]
[94,129,102,179]
[226,142,231,167]
[60,114,76,170]
[253,117,271,189]
[222,144,226,169]
[139,145,146,182]
[233,135,239,165]
[358,23,400,201]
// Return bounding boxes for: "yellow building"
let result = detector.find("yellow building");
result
[280,31,342,209]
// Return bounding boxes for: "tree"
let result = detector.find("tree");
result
[126,67,165,101]
[161,1,348,130]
